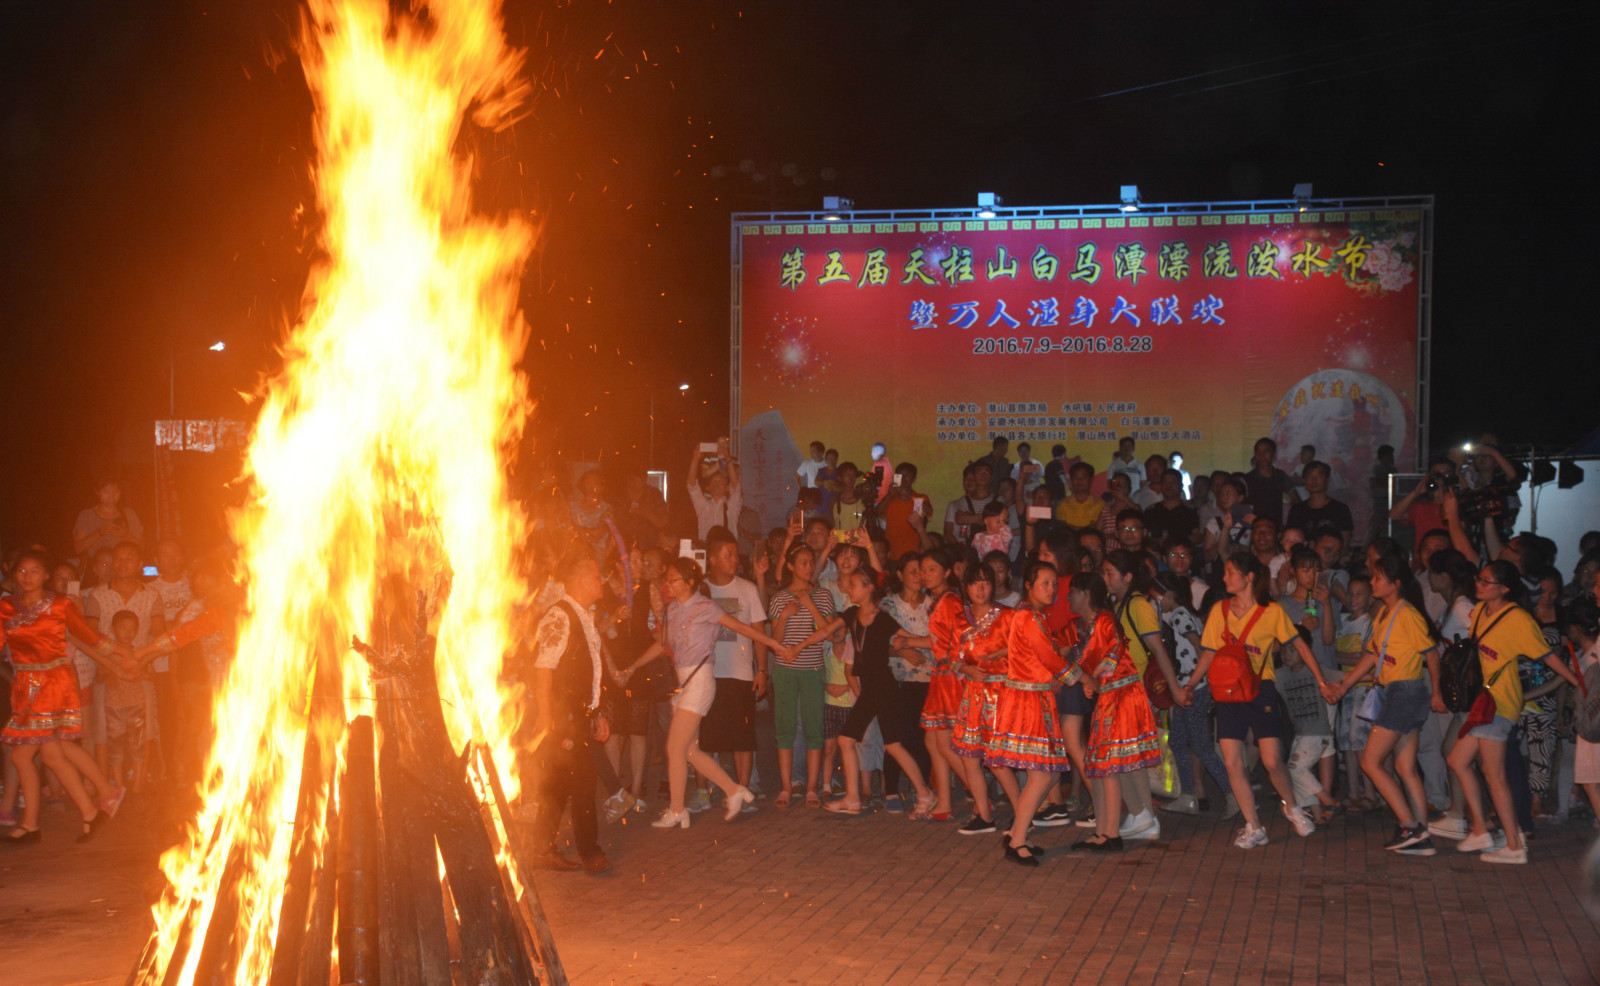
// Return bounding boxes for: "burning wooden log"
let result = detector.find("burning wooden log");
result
[129,583,566,986]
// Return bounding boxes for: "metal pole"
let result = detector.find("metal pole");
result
[649,391,655,471]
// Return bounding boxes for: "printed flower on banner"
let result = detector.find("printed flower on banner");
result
[1336,218,1419,297]
[759,312,831,390]
[1364,241,1413,293]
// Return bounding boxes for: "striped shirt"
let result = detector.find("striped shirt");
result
[768,587,835,670]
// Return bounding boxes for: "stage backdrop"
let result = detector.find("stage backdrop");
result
[732,199,1431,543]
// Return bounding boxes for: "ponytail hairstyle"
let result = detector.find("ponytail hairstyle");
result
[1368,553,1407,593]
[1225,553,1273,606]
[846,567,886,605]
[1069,571,1111,612]
[1427,547,1477,604]
[1566,597,1600,644]
[1154,570,1195,616]
[1102,549,1153,599]
[1483,558,1530,609]
[664,555,706,596]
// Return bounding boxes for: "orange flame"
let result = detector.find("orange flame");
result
[142,1,534,981]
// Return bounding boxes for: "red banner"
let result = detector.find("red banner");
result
[734,204,1427,541]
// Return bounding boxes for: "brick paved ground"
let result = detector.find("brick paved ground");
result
[9,783,1600,985]
[536,794,1600,986]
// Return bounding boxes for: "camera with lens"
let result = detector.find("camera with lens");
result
[1425,472,1459,494]
[1455,483,1510,523]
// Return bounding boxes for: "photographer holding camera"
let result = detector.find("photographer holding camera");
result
[1388,458,1457,552]
[688,438,742,541]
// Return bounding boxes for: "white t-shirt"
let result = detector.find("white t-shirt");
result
[707,577,764,680]
[1419,577,1447,625]
[943,493,994,545]
[148,574,192,673]
[1439,596,1474,644]
[796,458,826,488]
[1132,486,1161,510]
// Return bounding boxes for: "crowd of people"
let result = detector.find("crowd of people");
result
[501,434,1600,871]
[6,436,1600,878]
[1,479,233,846]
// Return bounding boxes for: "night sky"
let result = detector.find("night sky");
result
[2,0,1594,553]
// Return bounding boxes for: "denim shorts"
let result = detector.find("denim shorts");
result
[1468,714,1515,742]
[1373,678,1430,735]
[1216,680,1282,743]
[1057,680,1096,717]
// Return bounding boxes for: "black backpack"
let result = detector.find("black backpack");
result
[1438,607,1513,713]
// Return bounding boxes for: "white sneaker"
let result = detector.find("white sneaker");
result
[1481,845,1527,864]
[685,788,712,814]
[1160,793,1199,815]
[1221,793,1241,820]
[1233,824,1269,849]
[1455,831,1494,852]
[1282,804,1316,838]
[1118,809,1151,836]
[1427,814,1468,840]
[1121,811,1161,841]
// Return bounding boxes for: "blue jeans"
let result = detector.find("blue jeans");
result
[1170,686,1231,796]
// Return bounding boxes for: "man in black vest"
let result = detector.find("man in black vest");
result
[528,553,612,873]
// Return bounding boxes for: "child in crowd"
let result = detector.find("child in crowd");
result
[104,610,151,794]
[1271,526,1308,598]
[1154,572,1233,817]
[985,550,1021,607]
[1335,575,1378,809]
[972,500,1013,559]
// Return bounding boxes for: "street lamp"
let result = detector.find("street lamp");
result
[649,382,690,470]
[170,341,226,416]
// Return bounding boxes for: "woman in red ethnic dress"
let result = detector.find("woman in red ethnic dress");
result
[949,563,1016,835]
[899,549,968,819]
[1062,571,1162,852]
[1,551,128,843]
[989,560,1074,866]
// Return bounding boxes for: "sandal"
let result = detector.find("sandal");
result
[804,791,822,809]
[4,826,42,845]
[910,794,938,820]
[823,799,862,815]
[76,810,109,845]
[773,790,792,809]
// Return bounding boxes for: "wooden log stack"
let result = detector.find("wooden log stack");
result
[127,586,568,986]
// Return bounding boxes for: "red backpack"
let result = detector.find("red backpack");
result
[1207,604,1267,703]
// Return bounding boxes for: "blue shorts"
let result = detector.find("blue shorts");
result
[1057,680,1096,717]
[1468,714,1515,742]
[1372,678,1430,735]
[1216,680,1282,743]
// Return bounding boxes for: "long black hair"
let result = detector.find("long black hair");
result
[1069,571,1111,612]
[1481,559,1531,609]
[1224,554,1273,606]
[1102,548,1154,599]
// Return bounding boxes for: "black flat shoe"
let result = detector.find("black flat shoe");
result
[76,810,109,844]
[998,833,1045,855]
[1085,836,1123,852]
[1003,843,1041,867]
[3,826,42,845]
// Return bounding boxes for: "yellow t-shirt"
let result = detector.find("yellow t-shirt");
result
[1470,602,1552,721]
[1055,494,1104,529]
[1201,600,1298,683]
[1370,601,1435,685]
[1117,594,1161,673]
